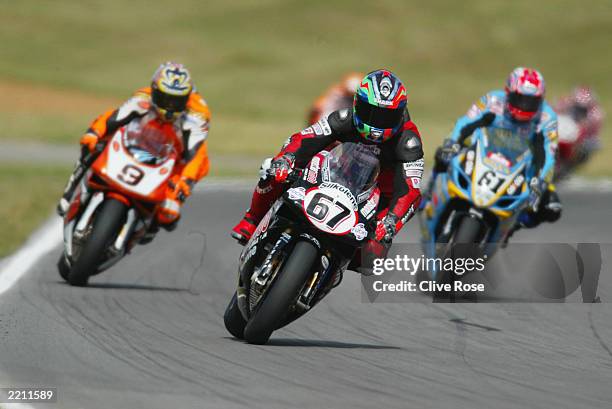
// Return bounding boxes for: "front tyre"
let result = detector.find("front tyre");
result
[57,254,70,281]
[244,240,317,345]
[68,199,128,286]
[435,216,483,298]
[224,292,247,339]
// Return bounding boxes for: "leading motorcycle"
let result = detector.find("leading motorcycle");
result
[224,142,381,344]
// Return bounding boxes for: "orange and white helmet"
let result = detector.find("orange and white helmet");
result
[151,62,193,121]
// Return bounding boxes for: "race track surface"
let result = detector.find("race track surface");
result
[1,185,611,409]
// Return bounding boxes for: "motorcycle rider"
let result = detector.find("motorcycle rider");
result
[231,70,424,263]
[307,72,363,125]
[429,67,562,236]
[57,62,211,232]
[555,86,604,168]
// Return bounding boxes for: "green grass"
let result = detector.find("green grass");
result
[0,0,609,176]
[0,165,71,257]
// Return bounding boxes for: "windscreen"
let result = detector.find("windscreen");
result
[325,142,380,197]
[482,127,531,166]
[123,119,176,165]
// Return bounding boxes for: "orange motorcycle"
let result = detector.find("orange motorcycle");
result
[59,118,179,286]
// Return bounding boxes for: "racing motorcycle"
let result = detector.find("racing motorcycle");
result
[555,114,599,181]
[419,125,540,286]
[58,117,179,286]
[224,142,381,344]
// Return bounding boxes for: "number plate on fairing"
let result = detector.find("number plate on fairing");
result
[303,182,358,235]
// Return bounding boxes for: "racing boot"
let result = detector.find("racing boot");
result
[231,213,258,245]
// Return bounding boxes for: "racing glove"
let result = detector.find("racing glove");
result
[434,139,462,172]
[168,175,195,202]
[269,154,295,183]
[528,177,543,213]
[375,213,399,244]
[80,132,99,153]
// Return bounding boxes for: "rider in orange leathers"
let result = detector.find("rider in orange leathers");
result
[57,62,211,233]
[307,72,363,125]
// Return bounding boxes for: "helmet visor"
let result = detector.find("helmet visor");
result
[508,92,542,113]
[152,88,189,113]
[355,98,404,129]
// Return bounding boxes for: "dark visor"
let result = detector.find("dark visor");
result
[508,92,542,113]
[152,88,189,113]
[355,98,404,129]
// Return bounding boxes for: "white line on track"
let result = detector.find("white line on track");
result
[0,217,62,296]
[0,182,252,296]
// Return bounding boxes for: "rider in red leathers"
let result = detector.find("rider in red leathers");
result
[554,86,604,178]
[232,70,424,264]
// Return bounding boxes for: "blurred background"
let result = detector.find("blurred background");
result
[0,0,610,256]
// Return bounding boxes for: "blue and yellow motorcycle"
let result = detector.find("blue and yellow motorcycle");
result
[419,125,541,283]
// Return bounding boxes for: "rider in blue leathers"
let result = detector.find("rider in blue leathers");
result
[428,67,562,238]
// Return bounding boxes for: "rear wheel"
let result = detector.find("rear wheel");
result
[224,292,247,339]
[68,199,128,286]
[244,240,318,345]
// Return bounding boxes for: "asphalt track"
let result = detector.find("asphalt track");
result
[0,184,611,409]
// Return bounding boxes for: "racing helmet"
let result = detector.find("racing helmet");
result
[570,86,597,121]
[353,70,407,143]
[151,62,193,121]
[505,67,545,122]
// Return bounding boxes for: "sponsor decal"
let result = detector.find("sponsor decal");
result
[403,159,424,178]
[287,187,306,201]
[351,223,368,241]
[317,118,332,135]
[320,182,358,209]
[370,129,384,140]
[300,127,313,136]
[411,177,421,189]
[400,204,416,224]
[312,122,324,135]
[375,99,393,106]
[306,156,321,183]
[379,77,393,99]
[360,190,379,219]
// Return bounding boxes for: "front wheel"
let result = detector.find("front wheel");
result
[68,199,128,286]
[435,216,483,292]
[244,240,318,345]
[224,292,247,339]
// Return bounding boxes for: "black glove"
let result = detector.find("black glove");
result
[459,112,496,140]
[375,213,399,244]
[269,154,295,183]
[434,140,461,172]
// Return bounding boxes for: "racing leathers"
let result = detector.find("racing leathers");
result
[431,89,562,230]
[58,87,211,227]
[232,108,424,262]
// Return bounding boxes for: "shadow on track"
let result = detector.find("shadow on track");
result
[63,282,191,292]
[226,337,402,349]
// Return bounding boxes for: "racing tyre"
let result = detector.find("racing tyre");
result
[244,240,317,345]
[68,199,127,287]
[57,254,70,281]
[224,292,247,339]
[435,216,483,298]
